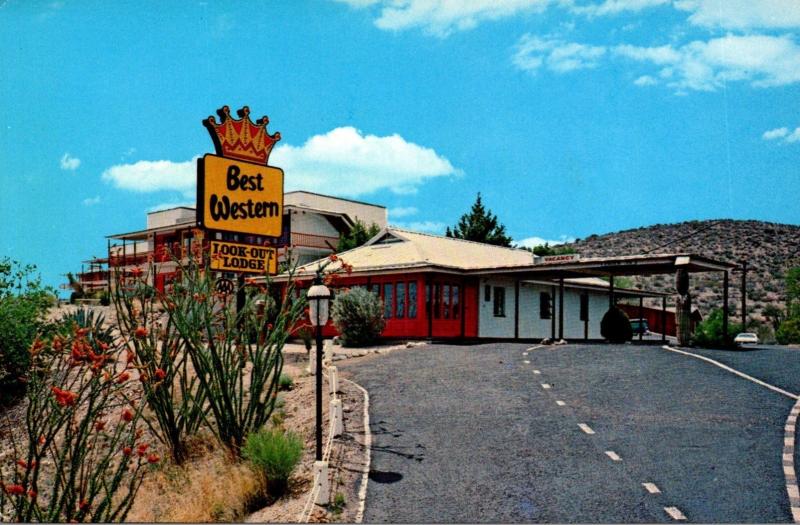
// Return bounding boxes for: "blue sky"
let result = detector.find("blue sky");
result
[2,0,799,290]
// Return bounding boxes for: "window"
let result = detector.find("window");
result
[425,284,431,317]
[443,284,450,319]
[580,293,589,322]
[540,292,551,319]
[408,282,417,319]
[493,287,506,317]
[452,285,460,319]
[484,284,491,302]
[384,283,393,319]
[396,282,405,318]
[370,283,380,297]
[433,283,441,319]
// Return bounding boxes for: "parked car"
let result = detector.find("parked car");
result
[630,318,650,336]
[734,332,759,346]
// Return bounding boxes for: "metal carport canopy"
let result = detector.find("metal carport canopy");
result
[468,253,736,280]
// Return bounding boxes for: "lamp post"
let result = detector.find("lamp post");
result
[307,278,331,461]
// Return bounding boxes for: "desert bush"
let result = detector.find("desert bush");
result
[331,287,385,347]
[756,323,776,344]
[0,309,151,522]
[278,373,293,391]
[0,259,54,405]
[776,317,800,345]
[111,264,207,465]
[692,309,743,348]
[242,427,303,496]
[168,255,305,455]
[600,307,633,343]
[297,325,313,350]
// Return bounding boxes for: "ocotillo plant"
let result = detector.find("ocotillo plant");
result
[168,255,305,455]
[0,310,151,523]
[111,261,207,464]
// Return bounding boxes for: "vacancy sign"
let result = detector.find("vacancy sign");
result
[209,240,277,274]
[198,105,284,237]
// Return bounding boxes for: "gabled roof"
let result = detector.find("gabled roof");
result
[288,227,537,276]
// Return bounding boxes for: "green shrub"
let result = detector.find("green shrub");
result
[331,287,385,347]
[242,427,303,496]
[600,306,633,344]
[278,373,293,391]
[0,259,54,405]
[692,308,742,348]
[776,317,800,345]
[330,492,346,515]
[298,325,313,351]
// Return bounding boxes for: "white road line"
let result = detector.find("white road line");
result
[663,345,800,523]
[522,352,528,356]
[541,383,551,390]
[605,450,621,461]
[533,370,541,375]
[578,423,595,435]
[524,360,531,364]
[527,346,543,351]
[661,345,799,400]
[642,482,661,494]
[555,400,566,406]
[664,506,687,520]
[338,376,372,524]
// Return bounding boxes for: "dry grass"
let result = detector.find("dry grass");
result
[126,439,266,523]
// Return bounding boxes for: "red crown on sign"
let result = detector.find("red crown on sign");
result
[203,106,281,165]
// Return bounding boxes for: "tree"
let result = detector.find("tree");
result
[520,242,577,256]
[786,266,800,317]
[337,219,381,252]
[763,304,784,331]
[446,193,513,247]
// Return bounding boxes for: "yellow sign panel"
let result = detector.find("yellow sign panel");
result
[209,241,278,275]
[198,154,284,236]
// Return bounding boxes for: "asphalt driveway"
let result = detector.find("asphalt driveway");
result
[340,342,798,523]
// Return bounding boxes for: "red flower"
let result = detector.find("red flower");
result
[27,490,36,499]
[130,267,143,278]
[122,446,132,456]
[267,323,273,330]
[136,443,149,457]
[4,484,25,496]
[147,453,160,464]
[75,327,90,337]
[51,387,77,407]
[329,253,339,262]
[29,338,44,356]
[52,336,63,351]
[134,326,148,339]
[126,349,136,364]
[154,368,166,381]
[78,500,90,512]
[98,342,109,351]
[121,409,133,422]
[16,459,28,469]
[94,420,106,432]
[38,435,45,446]
[116,372,130,384]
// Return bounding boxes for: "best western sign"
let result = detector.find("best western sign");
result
[198,105,284,238]
[210,240,277,274]
[197,154,283,236]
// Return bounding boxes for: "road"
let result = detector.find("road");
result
[340,342,799,523]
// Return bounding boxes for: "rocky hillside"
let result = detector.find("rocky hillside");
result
[565,220,800,324]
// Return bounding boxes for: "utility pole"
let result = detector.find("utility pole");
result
[741,261,748,330]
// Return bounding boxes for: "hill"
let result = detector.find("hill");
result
[565,219,800,325]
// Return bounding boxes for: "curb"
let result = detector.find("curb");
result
[662,345,800,522]
[339,376,371,524]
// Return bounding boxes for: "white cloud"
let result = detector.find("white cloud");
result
[675,0,800,30]
[569,0,669,17]
[391,220,447,233]
[82,196,101,206]
[516,235,576,248]
[101,158,198,193]
[513,34,606,73]
[388,206,418,218]
[615,34,800,91]
[762,127,789,140]
[787,128,800,143]
[633,74,658,86]
[60,153,80,171]
[104,128,458,199]
[337,0,551,37]
[271,127,460,197]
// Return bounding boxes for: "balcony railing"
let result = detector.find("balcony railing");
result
[290,232,339,250]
